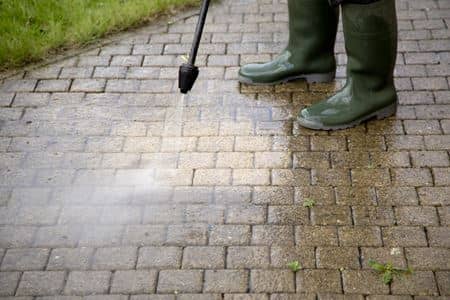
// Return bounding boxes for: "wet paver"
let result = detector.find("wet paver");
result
[0,0,449,298]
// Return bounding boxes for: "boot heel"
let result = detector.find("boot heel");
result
[375,103,397,120]
[304,72,335,83]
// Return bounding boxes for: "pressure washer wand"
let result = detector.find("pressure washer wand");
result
[178,0,211,94]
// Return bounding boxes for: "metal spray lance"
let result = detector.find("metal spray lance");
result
[178,0,211,94]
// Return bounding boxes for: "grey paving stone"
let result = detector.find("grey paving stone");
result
[137,247,182,269]
[1,248,49,271]
[64,271,111,296]
[111,270,157,294]
[157,270,203,293]
[92,247,137,270]
[16,271,65,296]
[204,269,249,293]
[47,248,94,270]
[0,272,20,296]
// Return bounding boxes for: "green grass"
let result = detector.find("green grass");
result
[0,0,200,70]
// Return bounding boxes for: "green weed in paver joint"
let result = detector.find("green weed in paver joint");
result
[303,198,316,208]
[287,261,301,273]
[368,260,413,285]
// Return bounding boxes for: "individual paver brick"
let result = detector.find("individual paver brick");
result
[316,247,360,269]
[433,167,450,186]
[392,168,433,187]
[233,169,271,186]
[1,248,49,271]
[137,247,182,269]
[208,225,251,246]
[311,168,351,186]
[395,206,439,226]
[166,224,208,246]
[178,152,215,169]
[182,246,225,269]
[268,205,309,225]
[436,271,450,296]
[71,79,105,92]
[295,226,338,246]
[0,272,21,296]
[216,152,253,168]
[411,151,449,167]
[111,270,157,294]
[64,271,111,296]
[224,294,269,300]
[250,270,295,293]
[351,168,391,187]
[271,169,310,186]
[0,226,36,248]
[122,225,166,246]
[157,270,203,293]
[235,136,272,151]
[78,225,123,247]
[35,79,71,92]
[16,271,65,296]
[92,247,137,270]
[391,271,438,296]
[34,225,81,248]
[204,270,249,293]
[296,270,342,293]
[254,152,292,168]
[251,225,294,246]
[418,187,450,206]
[427,227,450,247]
[361,247,407,269]
[226,205,266,224]
[227,246,270,269]
[342,270,389,295]
[193,169,231,186]
[352,206,395,226]
[338,226,382,246]
[382,226,428,247]
[197,136,234,152]
[439,206,450,225]
[270,246,315,269]
[376,187,418,206]
[294,152,330,169]
[254,187,294,205]
[47,247,94,270]
[317,294,364,300]
[14,205,60,225]
[311,206,352,225]
[406,248,450,270]
[176,294,222,300]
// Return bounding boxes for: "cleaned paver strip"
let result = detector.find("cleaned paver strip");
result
[0,0,449,298]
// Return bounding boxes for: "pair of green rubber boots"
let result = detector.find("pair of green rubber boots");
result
[239,0,398,130]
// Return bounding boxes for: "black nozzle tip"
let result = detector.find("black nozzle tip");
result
[179,63,199,94]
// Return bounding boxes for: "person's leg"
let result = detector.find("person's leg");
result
[238,0,339,85]
[297,0,398,130]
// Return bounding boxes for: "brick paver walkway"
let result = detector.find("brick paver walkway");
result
[0,0,449,298]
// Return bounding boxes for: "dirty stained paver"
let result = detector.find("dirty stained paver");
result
[0,0,449,299]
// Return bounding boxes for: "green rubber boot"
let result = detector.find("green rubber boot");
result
[297,0,398,130]
[238,0,339,85]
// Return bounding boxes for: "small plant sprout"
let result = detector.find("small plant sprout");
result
[303,198,316,208]
[287,261,301,273]
[368,260,413,285]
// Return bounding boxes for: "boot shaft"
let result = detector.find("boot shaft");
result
[342,0,398,91]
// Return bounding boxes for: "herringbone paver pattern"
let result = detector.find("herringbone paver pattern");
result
[0,0,449,298]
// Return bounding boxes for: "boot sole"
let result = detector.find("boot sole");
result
[238,71,335,86]
[297,102,397,131]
